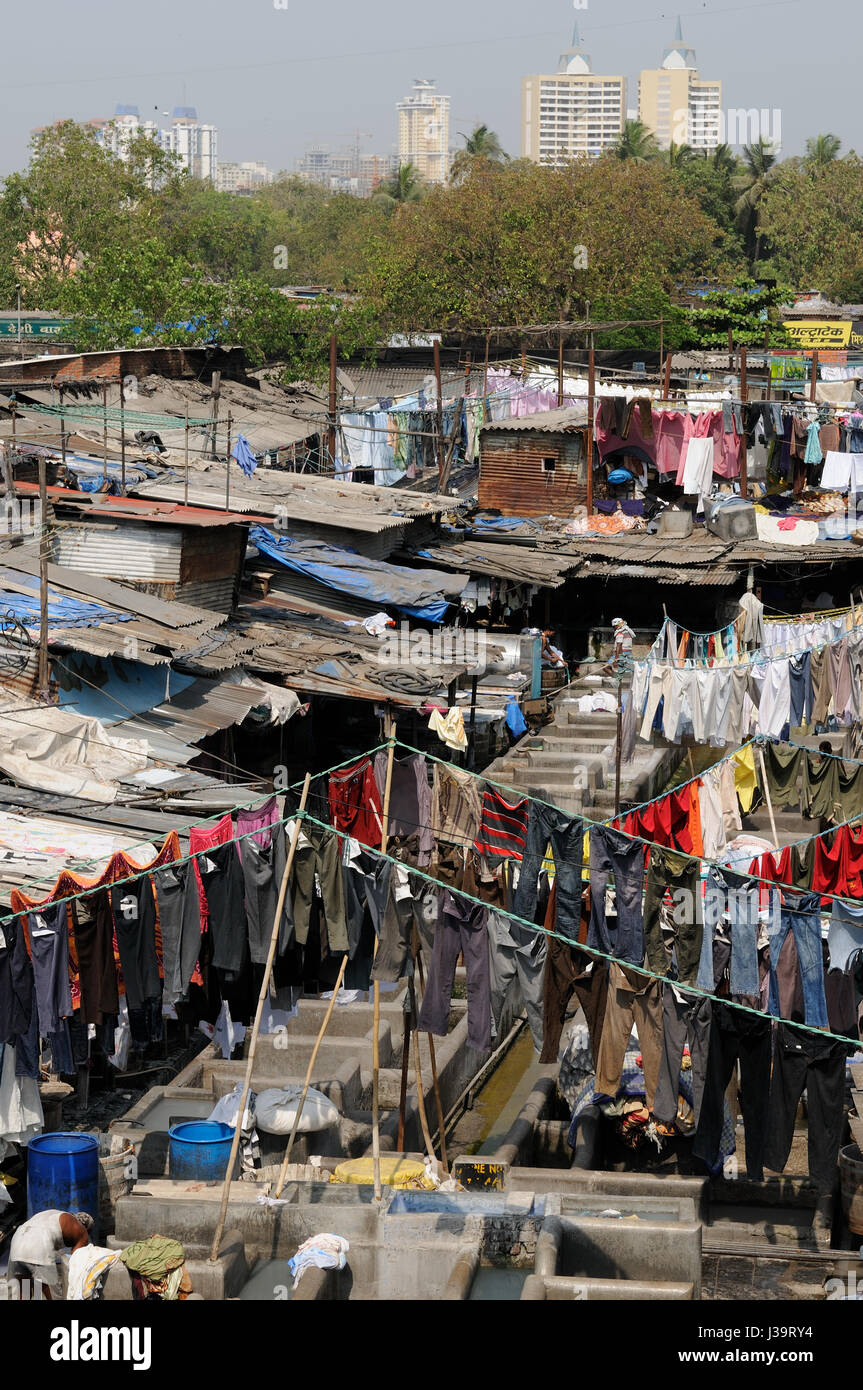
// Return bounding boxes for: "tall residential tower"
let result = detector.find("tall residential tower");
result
[638,20,722,151]
[522,25,626,165]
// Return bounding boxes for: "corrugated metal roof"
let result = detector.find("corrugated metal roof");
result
[480,405,589,434]
[54,524,183,583]
[408,541,578,587]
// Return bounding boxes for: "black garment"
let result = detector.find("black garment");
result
[239,833,290,965]
[512,803,583,932]
[71,890,118,1025]
[693,1003,772,1180]
[541,935,608,1067]
[291,823,348,954]
[199,841,249,980]
[10,924,38,1079]
[0,918,13,1043]
[764,1023,851,1194]
[110,877,160,1011]
[369,863,432,985]
[153,862,203,1004]
[28,901,73,1036]
[417,888,491,1053]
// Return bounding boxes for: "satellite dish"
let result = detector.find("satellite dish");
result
[336,367,358,395]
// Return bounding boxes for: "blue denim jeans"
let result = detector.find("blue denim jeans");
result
[588,826,645,966]
[768,891,828,1027]
[701,867,761,997]
[513,804,583,935]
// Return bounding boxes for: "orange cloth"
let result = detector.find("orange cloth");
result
[687,781,704,858]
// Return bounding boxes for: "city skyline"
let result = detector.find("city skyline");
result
[2,0,854,181]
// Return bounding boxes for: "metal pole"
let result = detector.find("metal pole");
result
[184,409,189,505]
[102,385,108,482]
[38,458,49,699]
[10,401,15,449]
[327,334,337,474]
[464,350,472,395]
[207,370,222,461]
[225,411,232,513]
[557,327,565,407]
[614,679,623,818]
[739,344,748,499]
[16,285,21,357]
[433,339,445,484]
[728,328,734,372]
[373,712,397,1201]
[59,390,66,474]
[810,350,819,404]
[663,353,672,400]
[119,375,126,494]
[586,345,595,518]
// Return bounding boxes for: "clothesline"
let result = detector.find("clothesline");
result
[642,610,863,670]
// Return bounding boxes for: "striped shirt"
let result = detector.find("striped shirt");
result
[432,764,483,849]
[474,788,529,863]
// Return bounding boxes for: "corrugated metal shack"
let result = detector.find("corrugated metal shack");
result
[478,406,590,517]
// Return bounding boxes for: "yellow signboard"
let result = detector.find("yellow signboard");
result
[783,319,852,350]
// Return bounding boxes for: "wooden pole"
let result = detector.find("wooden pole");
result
[557,327,565,407]
[409,983,438,1163]
[184,409,190,505]
[659,317,664,369]
[464,350,472,395]
[756,746,778,846]
[396,994,411,1152]
[663,352,672,400]
[433,339,445,484]
[415,944,448,1173]
[225,411,232,513]
[810,350,819,404]
[38,457,49,699]
[614,678,623,817]
[207,370,222,461]
[373,712,397,1200]
[739,344,749,499]
[274,953,348,1197]
[586,345,595,517]
[209,774,311,1261]
[9,401,15,450]
[327,334,338,472]
[482,332,490,401]
[728,329,734,372]
[59,390,66,473]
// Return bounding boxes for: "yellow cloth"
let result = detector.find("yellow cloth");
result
[331,1157,436,1189]
[731,745,757,814]
[427,707,467,753]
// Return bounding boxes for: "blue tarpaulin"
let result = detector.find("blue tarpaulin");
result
[55,653,196,723]
[250,527,467,623]
[0,571,135,629]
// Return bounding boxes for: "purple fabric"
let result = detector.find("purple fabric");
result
[236,795,279,849]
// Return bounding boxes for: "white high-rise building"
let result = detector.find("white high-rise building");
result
[163,108,218,180]
[638,20,722,151]
[397,80,451,185]
[522,25,626,165]
[216,161,276,194]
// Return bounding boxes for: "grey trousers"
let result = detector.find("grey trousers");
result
[488,911,546,1053]
[240,834,290,965]
[417,890,491,1053]
[652,986,712,1127]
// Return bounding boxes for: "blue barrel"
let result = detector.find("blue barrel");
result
[168,1121,234,1181]
[27,1132,99,1226]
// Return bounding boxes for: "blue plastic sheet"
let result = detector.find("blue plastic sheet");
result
[0,571,135,629]
[250,527,465,622]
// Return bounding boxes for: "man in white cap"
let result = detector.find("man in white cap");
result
[7,1209,93,1300]
[603,617,634,676]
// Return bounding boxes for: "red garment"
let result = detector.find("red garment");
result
[843,824,863,898]
[189,813,235,939]
[328,757,384,849]
[813,829,847,897]
[757,846,791,886]
[634,788,693,854]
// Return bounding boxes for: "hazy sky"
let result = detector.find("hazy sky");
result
[0,0,855,177]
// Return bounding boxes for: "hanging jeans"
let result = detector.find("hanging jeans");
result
[370,865,429,984]
[652,986,712,1127]
[10,926,38,1079]
[643,850,701,986]
[487,911,546,1052]
[702,867,761,997]
[512,805,583,932]
[153,862,203,1005]
[788,651,812,727]
[693,1003,771,1180]
[764,1023,850,1194]
[768,891,828,1028]
[541,938,608,1066]
[417,889,491,1053]
[588,826,645,966]
[594,962,663,1108]
[28,902,73,1037]
[828,899,863,971]
[240,833,292,965]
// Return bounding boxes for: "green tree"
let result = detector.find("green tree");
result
[450,124,508,183]
[758,155,863,301]
[707,143,739,176]
[734,138,780,266]
[682,280,793,350]
[664,141,696,169]
[612,120,659,164]
[804,133,842,168]
[371,163,425,209]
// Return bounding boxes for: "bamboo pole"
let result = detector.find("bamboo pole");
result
[372,712,397,1200]
[415,944,448,1173]
[209,774,311,1262]
[274,953,348,1197]
[756,746,778,847]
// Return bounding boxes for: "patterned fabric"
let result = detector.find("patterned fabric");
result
[431,763,483,850]
[473,787,529,863]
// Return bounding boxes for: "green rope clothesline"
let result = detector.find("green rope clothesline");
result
[12,400,213,431]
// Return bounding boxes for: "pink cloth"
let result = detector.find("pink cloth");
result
[189,813,237,936]
[654,411,693,475]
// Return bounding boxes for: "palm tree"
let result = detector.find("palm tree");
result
[371,162,425,209]
[664,140,695,168]
[613,120,659,164]
[733,138,779,266]
[805,133,842,167]
[707,143,738,176]
[450,124,508,183]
